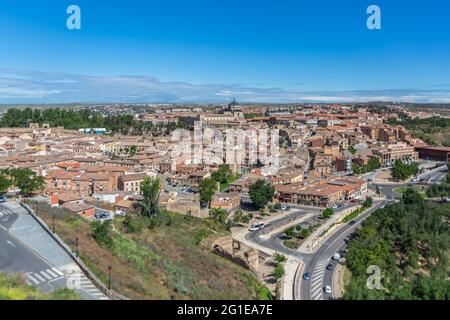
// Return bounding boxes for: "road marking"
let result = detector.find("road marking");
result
[33,273,46,282]
[27,275,40,285]
[52,267,64,276]
[310,286,322,299]
[6,240,16,247]
[40,271,53,280]
[311,277,323,287]
[46,269,58,278]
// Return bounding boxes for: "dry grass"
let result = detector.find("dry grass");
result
[30,202,271,300]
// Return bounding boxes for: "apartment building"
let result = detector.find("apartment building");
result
[118,173,148,195]
[372,142,419,165]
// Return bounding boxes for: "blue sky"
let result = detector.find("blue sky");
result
[0,0,450,103]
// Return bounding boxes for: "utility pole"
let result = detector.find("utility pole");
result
[75,237,79,258]
[52,214,55,233]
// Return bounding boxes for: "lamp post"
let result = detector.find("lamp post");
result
[52,214,55,233]
[75,237,79,258]
[108,266,112,290]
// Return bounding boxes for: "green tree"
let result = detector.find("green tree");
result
[322,208,334,219]
[402,188,424,205]
[284,227,296,239]
[273,253,287,264]
[272,264,285,280]
[363,196,373,208]
[139,176,161,218]
[0,173,11,194]
[391,160,419,181]
[5,168,45,196]
[211,165,232,184]
[129,146,137,156]
[249,180,275,208]
[209,208,229,223]
[198,178,217,206]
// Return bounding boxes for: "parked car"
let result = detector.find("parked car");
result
[332,253,341,261]
[326,264,333,271]
[115,210,126,217]
[324,285,332,294]
[303,272,311,281]
[281,205,288,211]
[0,196,6,203]
[248,222,265,232]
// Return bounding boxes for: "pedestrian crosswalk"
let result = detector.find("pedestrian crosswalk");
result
[0,208,13,218]
[26,267,65,285]
[309,257,329,301]
[64,270,110,300]
[26,267,110,300]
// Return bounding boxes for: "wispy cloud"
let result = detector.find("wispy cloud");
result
[0,67,450,104]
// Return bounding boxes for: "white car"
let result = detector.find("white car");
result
[248,222,265,232]
[324,285,332,294]
[332,253,341,261]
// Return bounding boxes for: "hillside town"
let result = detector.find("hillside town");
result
[0,101,449,301]
[0,102,447,218]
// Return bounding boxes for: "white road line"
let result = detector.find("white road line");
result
[52,268,64,276]
[27,275,40,285]
[311,277,323,287]
[40,271,53,280]
[33,273,46,282]
[310,287,322,299]
[314,293,323,300]
[312,271,324,278]
[46,269,58,278]
[99,297,110,300]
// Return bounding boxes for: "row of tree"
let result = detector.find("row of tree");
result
[391,160,419,181]
[0,108,188,135]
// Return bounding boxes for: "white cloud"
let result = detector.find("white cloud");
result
[0,67,449,104]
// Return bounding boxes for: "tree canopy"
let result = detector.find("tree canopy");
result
[139,176,161,218]
[344,189,450,300]
[391,160,419,181]
[0,168,45,196]
[249,180,275,209]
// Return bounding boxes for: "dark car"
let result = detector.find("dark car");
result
[326,264,333,271]
[349,220,356,226]
[303,272,311,281]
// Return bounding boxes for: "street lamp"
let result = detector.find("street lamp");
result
[75,237,79,258]
[108,266,112,290]
[52,214,55,233]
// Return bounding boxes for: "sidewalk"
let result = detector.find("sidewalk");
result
[7,201,111,300]
[7,202,73,268]
[332,263,345,299]
[297,204,361,254]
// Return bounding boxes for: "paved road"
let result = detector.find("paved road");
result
[0,202,109,300]
[299,200,390,300]
[296,167,447,300]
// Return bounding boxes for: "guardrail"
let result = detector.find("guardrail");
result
[20,202,129,300]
